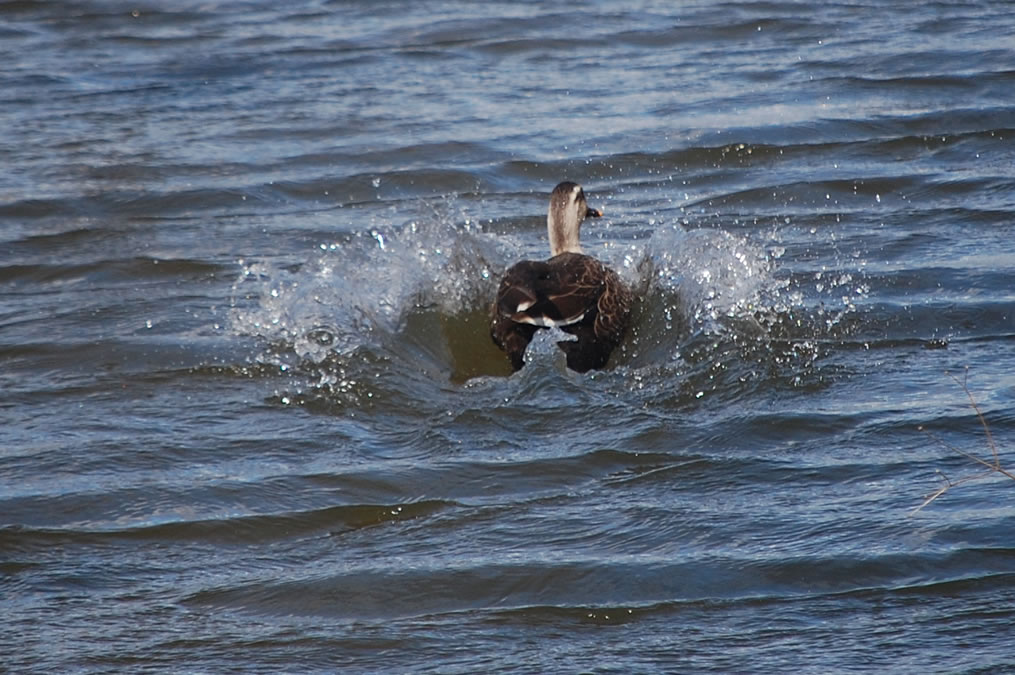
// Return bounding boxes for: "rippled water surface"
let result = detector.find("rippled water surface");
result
[3,1,1015,672]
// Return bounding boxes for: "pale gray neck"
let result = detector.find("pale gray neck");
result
[548,204,582,257]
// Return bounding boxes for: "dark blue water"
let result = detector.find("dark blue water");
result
[3,1,1015,672]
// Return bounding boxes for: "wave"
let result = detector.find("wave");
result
[179,547,1015,621]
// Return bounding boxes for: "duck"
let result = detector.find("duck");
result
[490,181,633,373]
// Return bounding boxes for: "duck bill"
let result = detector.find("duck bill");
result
[585,207,603,218]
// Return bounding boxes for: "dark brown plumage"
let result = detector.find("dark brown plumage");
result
[490,182,633,373]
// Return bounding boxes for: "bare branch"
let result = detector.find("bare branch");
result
[912,370,1014,515]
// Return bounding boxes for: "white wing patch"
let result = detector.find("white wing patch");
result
[512,312,585,328]
[515,300,535,312]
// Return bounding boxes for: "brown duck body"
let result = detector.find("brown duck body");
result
[491,252,632,372]
[490,182,633,373]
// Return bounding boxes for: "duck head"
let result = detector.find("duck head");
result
[547,181,602,257]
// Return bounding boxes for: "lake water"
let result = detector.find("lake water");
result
[3,1,1015,672]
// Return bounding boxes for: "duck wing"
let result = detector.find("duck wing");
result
[592,265,633,345]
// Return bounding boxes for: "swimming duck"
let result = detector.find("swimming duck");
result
[490,181,633,373]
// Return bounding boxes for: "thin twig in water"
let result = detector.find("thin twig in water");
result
[911,368,1014,515]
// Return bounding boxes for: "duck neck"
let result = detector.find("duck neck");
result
[548,213,582,257]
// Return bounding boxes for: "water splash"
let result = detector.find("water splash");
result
[228,201,509,403]
[613,219,870,399]
[228,200,869,408]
